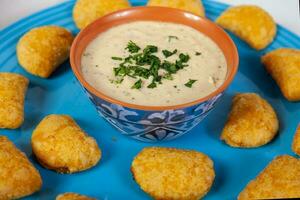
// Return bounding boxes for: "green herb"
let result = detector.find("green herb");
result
[143,45,158,54]
[133,66,147,77]
[168,35,179,42]
[161,61,177,74]
[163,73,173,80]
[184,79,197,88]
[111,56,123,61]
[125,40,141,53]
[179,53,190,62]
[115,78,124,84]
[162,49,177,58]
[147,82,157,88]
[109,78,124,84]
[195,52,202,56]
[131,79,142,89]
[113,66,127,77]
[112,41,192,89]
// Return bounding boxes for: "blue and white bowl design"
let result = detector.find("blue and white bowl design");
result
[84,88,223,142]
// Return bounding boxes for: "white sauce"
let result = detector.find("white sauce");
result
[81,21,227,106]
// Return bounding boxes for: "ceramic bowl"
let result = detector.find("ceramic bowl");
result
[70,6,239,142]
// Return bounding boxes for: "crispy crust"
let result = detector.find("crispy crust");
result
[73,0,131,29]
[216,5,276,50]
[31,114,101,173]
[221,93,279,148]
[0,136,42,199]
[131,147,215,200]
[0,73,29,129]
[147,0,205,17]
[292,125,300,156]
[56,192,96,200]
[238,155,300,199]
[17,26,74,78]
[262,48,300,101]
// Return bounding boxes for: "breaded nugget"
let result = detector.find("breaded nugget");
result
[56,192,96,200]
[131,147,215,200]
[0,73,29,129]
[221,93,279,148]
[31,114,101,173]
[292,125,300,156]
[73,0,131,29]
[17,26,74,78]
[0,136,42,199]
[262,48,300,101]
[216,5,276,50]
[239,155,300,199]
[147,0,205,17]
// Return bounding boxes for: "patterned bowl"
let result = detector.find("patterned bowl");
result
[70,6,239,142]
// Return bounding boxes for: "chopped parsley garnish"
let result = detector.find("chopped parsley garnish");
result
[131,79,142,89]
[115,78,124,84]
[143,45,158,54]
[195,51,202,56]
[168,35,179,42]
[179,53,190,63]
[184,79,197,88]
[111,41,196,89]
[162,49,177,58]
[163,73,173,80]
[147,82,157,88]
[111,56,123,61]
[125,40,141,53]
[113,66,127,77]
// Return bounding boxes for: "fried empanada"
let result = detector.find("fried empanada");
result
[56,192,96,200]
[221,93,279,148]
[131,147,215,200]
[0,136,42,199]
[262,48,300,101]
[292,125,300,156]
[147,0,205,17]
[216,5,276,50]
[239,155,300,200]
[31,114,101,173]
[73,0,131,29]
[0,73,29,129]
[17,26,74,78]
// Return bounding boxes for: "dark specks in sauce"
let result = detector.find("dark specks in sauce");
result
[195,51,202,56]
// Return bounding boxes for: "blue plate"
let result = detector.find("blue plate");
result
[0,0,300,199]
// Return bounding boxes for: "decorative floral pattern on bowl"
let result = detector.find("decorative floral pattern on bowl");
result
[84,88,223,142]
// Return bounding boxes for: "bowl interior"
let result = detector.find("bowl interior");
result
[70,6,239,111]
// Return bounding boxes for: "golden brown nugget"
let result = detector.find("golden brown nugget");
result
[0,73,29,129]
[31,114,101,173]
[216,5,276,50]
[239,155,300,200]
[73,0,131,29]
[147,0,205,17]
[131,147,215,200]
[17,26,74,78]
[292,125,300,156]
[262,48,300,101]
[0,136,42,199]
[221,93,279,148]
[56,192,96,200]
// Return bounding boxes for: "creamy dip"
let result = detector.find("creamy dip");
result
[81,21,227,106]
